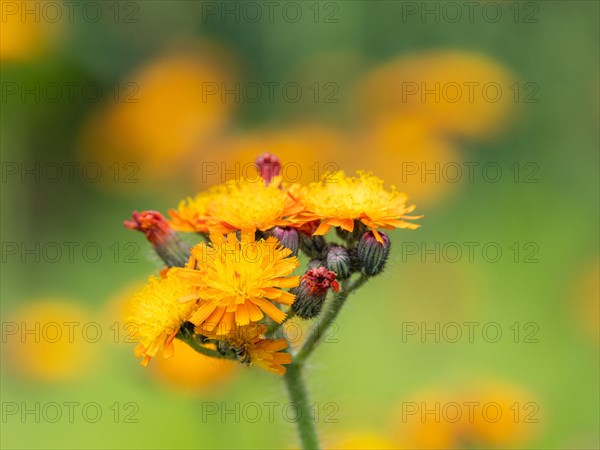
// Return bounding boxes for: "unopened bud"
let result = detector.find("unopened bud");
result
[255,152,281,185]
[291,267,339,319]
[357,231,390,276]
[271,227,299,256]
[299,233,327,259]
[325,244,352,280]
[308,259,325,270]
[125,210,190,267]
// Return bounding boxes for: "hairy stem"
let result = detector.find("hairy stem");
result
[283,362,321,450]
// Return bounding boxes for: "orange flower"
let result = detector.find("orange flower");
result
[169,176,304,234]
[299,171,422,243]
[202,323,292,375]
[127,271,198,366]
[173,232,299,334]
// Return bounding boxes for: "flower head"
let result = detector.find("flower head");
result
[168,191,216,233]
[204,323,291,375]
[169,177,304,234]
[302,266,340,295]
[299,171,422,242]
[174,232,299,334]
[127,271,199,366]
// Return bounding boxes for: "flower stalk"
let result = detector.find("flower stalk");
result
[280,274,368,449]
[283,362,321,450]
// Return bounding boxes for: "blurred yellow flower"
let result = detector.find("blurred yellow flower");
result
[79,44,236,184]
[3,299,94,382]
[0,1,58,61]
[349,115,461,206]
[175,232,299,333]
[299,170,422,243]
[127,270,198,366]
[468,383,537,447]
[192,124,348,187]
[324,432,398,450]
[394,382,538,449]
[152,339,237,392]
[571,258,599,344]
[356,51,516,139]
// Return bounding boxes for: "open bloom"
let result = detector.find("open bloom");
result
[169,177,304,234]
[168,191,215,233]
[127,271,199,366]
[174,232,299,334]
[203,323,292,375]
[299,171,422,242]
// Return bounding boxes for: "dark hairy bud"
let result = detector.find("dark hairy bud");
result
[357,231,390,276]
[325,244,352,280]
[271,227,299,256]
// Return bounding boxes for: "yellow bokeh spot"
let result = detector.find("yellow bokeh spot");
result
[347,115,460,205]
[80,44,236,184]
[356,51,516,139]
[394,382,538,448]
[325,432,398,450]
[571,258,600,344]
[151,339,237,392]
[3,300,95,382]
[0,1,50,61]
[468,382,538,446]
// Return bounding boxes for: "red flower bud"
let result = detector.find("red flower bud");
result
[125,210,190,267]
[255,152,281,185]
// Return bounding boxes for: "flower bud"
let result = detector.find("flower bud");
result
[299,233,327,259]
[270,227,299,256]
[357,231,390,276]
[308,259,325,270]
[325,244,352,280]
[125,210,190,268]
[291,267,339,319]
[255,152,281,185]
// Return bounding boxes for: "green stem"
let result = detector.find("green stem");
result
[295,275,368,365]
[282,276,369,448]
[283,362,321,450]
[176,328,235,360]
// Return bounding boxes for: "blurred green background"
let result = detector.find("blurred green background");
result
[1,1,598,449]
